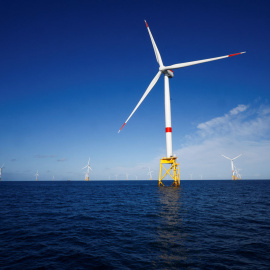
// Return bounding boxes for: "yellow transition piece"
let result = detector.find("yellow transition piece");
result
[159,156,180,187]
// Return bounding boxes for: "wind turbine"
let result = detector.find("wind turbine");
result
[35,170,39,181]
[221,154,242,180]
[148,167,153,180]
[118,20,245,187]
[0,164,4,181]
[234,167,242,180]
[238,169,242,180]
[126,173,129,180]
[82,157,92,181]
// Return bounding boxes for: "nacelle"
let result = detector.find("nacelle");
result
[163,69,174,78]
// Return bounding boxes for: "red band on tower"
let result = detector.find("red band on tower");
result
[165,127,172,133]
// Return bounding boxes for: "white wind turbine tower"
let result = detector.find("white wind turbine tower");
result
[126,173,129,180]
[118,20,245,187]
[221,154,242,180]
[0,164,4,181]
[148,167,153,180]
[35,170,39,181]
[82,157,92,181]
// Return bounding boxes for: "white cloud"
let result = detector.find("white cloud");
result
[34,154,57,159]
[175,103,270,179]
[229,104,249,115]
[57,158,67,162]
[196,104,270,140]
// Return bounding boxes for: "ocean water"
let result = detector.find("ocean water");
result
[0,180,270,270]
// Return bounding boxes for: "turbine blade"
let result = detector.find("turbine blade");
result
[162,52,246,71]
[82,166,87,169]
[144,20,163,67]
[232,153,242,160]
[221,155,232,160]
[118,71,162,133]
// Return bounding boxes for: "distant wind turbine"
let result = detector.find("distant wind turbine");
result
[234,167,242,180]
[35,170,39,181]
[82,157,92,181]
[221,154,242,180]
[118,20,245,187]
[126,173,129,180]
[0,164,4,181]
[148,167,153,180]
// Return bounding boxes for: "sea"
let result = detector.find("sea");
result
[0,180,270,270]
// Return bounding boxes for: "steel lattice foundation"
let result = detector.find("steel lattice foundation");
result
[159,157,180,187]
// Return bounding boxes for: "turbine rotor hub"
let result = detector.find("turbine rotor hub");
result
[161,69,174,78]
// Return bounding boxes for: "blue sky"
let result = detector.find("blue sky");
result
[1,0,270,180]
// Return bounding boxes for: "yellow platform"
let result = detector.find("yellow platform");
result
[159,156,180,187]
